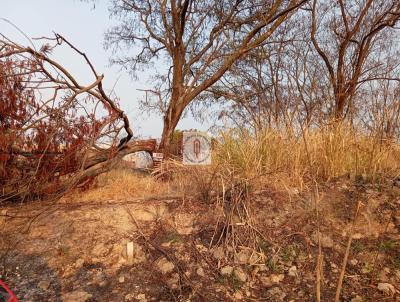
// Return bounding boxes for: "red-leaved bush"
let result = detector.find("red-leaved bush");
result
[0,35,134,203]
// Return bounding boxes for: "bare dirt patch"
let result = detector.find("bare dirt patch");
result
[1,178,399,301]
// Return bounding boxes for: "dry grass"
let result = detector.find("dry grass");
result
[62,125,400,302]
[214,125,400,190]
[69,169,174,202]
[73,124,400,203]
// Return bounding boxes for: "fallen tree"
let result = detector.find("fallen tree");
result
[0,33,154,203]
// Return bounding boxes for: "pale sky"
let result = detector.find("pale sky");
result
[1,0,208,138]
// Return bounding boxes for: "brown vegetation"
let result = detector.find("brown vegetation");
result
[1,0,400,301]
[0,34,156,203]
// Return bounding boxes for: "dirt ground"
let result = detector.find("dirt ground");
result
[1,177,399,301]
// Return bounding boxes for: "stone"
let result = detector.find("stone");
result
[267,287,286,301]
[196,267,205,277]
[270,274,284,283]
[377,283,395,295]
[311,232,334,248]
[125,242,146,264]
[221,265,233,276]
[126,241,134,263]
[264,218,274,226]
[288,266,297,277]
[74,258,85,268]
[258,264,267,272]
[260,276,273,287]
[119,276,125,283]
[260,274,284,287]
[378,270,389,282]
[351,295,363,302]
[131,209,155,221]
[233,291,243,300]
[174,213,196,235]
[233,267,247,282]
[62,290,92,302]
[92,243,109,257]
[125,293,135,301]
[156,257,175,274]
[235,250,251,264]
[212,247,225,260]
[123,151,153,169]
[383,267,390,273]
[161,241,173,248]
[94,272,108,287]
[136,293,147,301]
[350,259,358,266]
[38,280,50,291]
[195,244,208,253]
[167,273,180,289]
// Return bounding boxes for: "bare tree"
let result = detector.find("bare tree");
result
[310,0,400,120]
[105,0,308,153]
[209,15,324,133]
[213,0,400,134]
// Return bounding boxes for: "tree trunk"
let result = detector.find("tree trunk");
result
[158,105,184,156]
[335,93,347,120]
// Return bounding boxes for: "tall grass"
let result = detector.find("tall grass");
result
[214,125,400,189]
[74,125,400,202]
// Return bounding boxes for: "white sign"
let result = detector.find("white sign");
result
[152,152,164,161]
[182,131,212,165]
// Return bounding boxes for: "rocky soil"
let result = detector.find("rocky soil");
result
[0,178,399,301]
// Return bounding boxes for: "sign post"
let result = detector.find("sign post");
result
[182,131,212,165]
